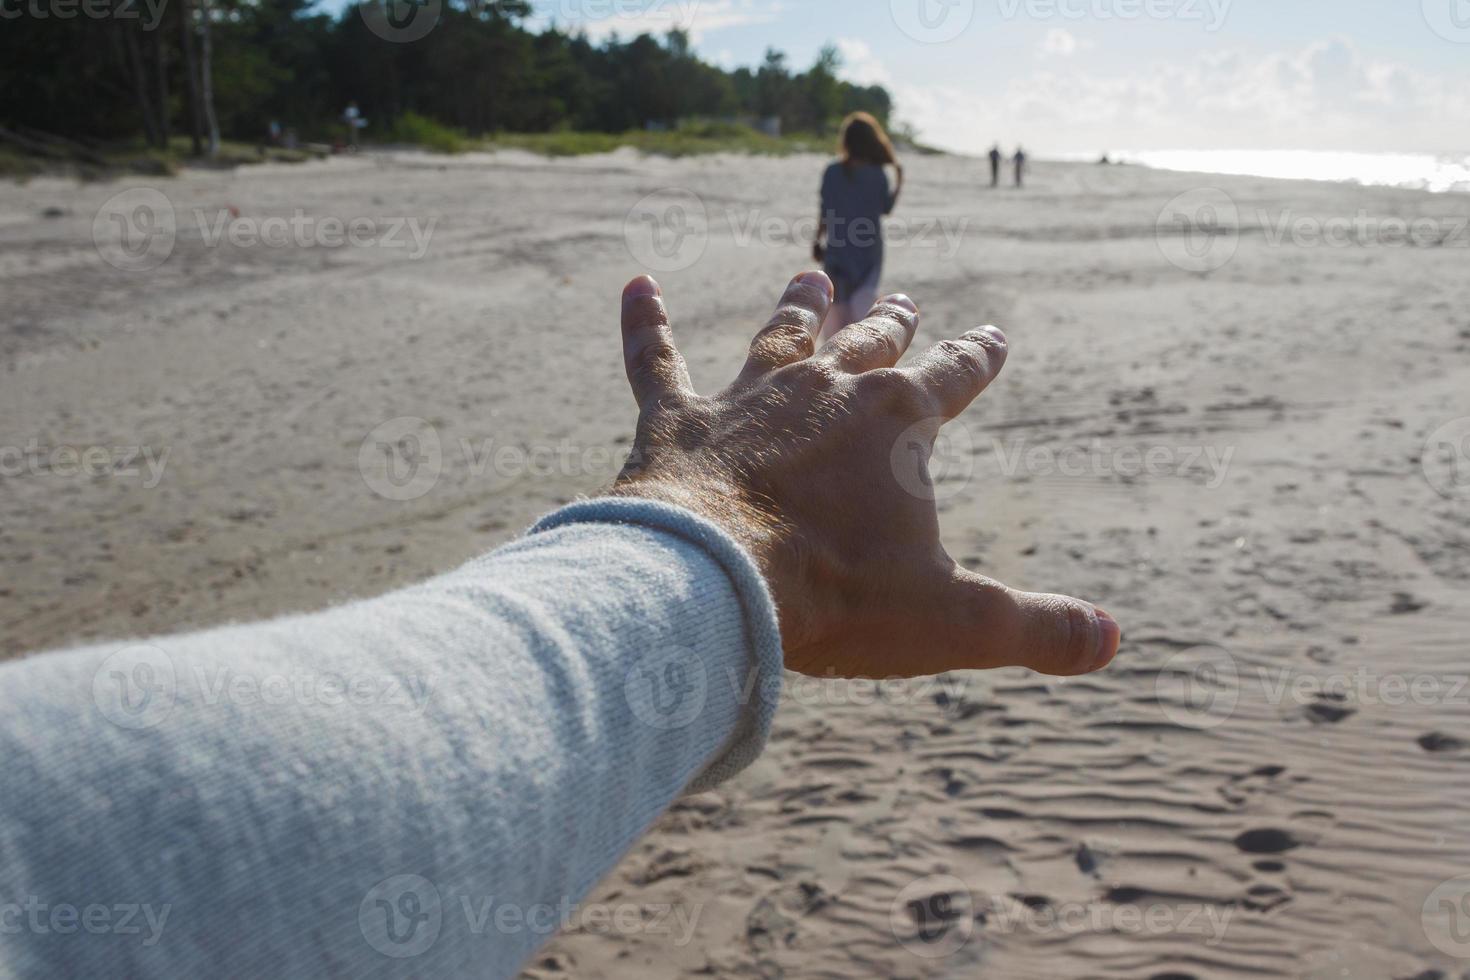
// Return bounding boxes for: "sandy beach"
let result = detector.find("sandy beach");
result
[3,149,1469,978]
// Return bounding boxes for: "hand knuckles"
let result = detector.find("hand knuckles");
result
[869,304,915,327]
[785,357,843,390]
[631,339,682,377]
[752,323,816,362]
[935,338,991,380]
[840,322,899,362]
[766,305,819,334]
[862,367,933,414]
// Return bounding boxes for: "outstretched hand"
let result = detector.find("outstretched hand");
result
[610,270,1120,680]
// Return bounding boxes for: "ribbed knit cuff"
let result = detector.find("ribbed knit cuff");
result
[529,497,784,793]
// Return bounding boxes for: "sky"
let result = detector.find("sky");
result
[514,0,1470,157]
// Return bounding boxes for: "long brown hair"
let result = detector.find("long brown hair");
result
[838,111,898,174]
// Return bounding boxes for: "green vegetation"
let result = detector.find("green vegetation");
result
[386,113,469,155]
[0,130,324,181]
[485,123,827,158]
[0,0,897,168]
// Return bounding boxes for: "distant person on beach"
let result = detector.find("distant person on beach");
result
[342,101,365,149]
[989,143,1003,187]
[1014,146,1027,188]
[0,269,1120,978]
[812,111,903,342]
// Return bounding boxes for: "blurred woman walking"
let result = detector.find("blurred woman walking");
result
[812,112,903,341]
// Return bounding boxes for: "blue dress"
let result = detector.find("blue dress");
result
[820,160,898,302]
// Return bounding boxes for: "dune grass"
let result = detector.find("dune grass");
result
[384,113,470,154]
[484,121,828,158]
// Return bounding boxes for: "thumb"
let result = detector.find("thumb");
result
[940,568,1120,677]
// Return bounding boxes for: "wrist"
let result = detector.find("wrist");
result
[607,476,778,576]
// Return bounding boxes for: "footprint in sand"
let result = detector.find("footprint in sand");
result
[1417,731,1465,753]
[1218,764,1300,807]
[1304,692,1355,724]
[1242,882,1292,912]
[1389,592,1428,614]
[1233,828,1302,854]
[1075,842,1100,876]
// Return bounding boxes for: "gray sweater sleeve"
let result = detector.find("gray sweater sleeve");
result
[0,497,784,979]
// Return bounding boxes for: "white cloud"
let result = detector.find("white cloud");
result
[1038,27,1093,58]
[834,37,893,88]
[897,36,1470,156]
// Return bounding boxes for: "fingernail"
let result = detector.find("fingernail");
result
[624,275,660,303]
[882,293,918,314]
[974,324,1007,346]
[1091,608,1121,671]
[796,270,833,298]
